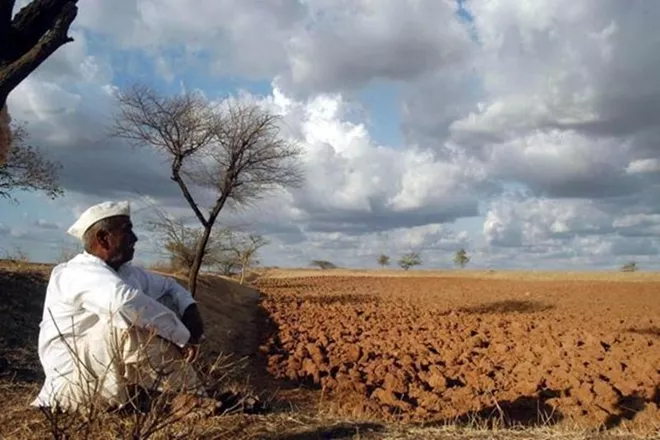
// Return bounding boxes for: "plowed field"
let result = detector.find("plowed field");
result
[256,275,660,430]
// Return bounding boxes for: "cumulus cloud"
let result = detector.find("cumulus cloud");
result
[71,0,472,96]
[482,192,660,268]
[403,0,660,201]
[276,0,472,95]
[74,0,306,79]
[219,87,492,241]
[456,0,660,138]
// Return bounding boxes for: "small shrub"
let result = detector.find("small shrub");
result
[453,248,470,268]
[621,261,639,272]
[377,254,390,268]
[310,260,337,270]
[398,252,422,271]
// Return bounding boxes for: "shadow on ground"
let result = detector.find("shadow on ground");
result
[421,392,564,429]
[305,294,379,306]
[626,326,660,338]
[604,387,660,429]
[266,422,385,440]
[0,268,48,383]
[458,300,555,315]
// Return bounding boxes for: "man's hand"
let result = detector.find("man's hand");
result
[182,342,200,363]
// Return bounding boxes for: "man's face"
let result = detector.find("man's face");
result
[105,216,138,267]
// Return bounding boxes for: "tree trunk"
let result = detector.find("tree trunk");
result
[187,195,228,297]
[239,262,246,285]
[187,223,213,297]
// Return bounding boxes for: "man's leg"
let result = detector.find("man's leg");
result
[51,316,206,413]
[117,323,205,398]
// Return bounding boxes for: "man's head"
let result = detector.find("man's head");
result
[67,201,138,270]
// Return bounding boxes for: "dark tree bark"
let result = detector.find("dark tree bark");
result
[0,0,78,108]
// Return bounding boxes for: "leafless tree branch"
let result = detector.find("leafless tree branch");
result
[0,123,63,202]
[110,85,304,296]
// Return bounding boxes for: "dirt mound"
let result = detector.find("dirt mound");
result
[171,274,262,356]
[256,276,660,430]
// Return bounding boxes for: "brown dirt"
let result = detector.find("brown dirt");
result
[255,275,660,432]
[2,261,658,438]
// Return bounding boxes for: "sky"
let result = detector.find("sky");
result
[3,0,660,271]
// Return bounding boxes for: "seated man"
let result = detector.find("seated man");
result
[31,201,209,413]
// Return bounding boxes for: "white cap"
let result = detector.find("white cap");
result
[67,201,131,240]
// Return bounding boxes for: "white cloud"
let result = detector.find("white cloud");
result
[276,0,472,95]
[74,0,306,78]
[245,87,486,234]
[482,193,660,267]
[483,195,613,248]
[5,0,660,270]
[626,159,660,175]
[461,0,660,138]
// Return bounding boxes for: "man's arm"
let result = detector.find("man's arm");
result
[127,266,204,342]
[69,266,191,347]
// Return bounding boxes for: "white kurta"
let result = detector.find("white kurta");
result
[31,252,198,409]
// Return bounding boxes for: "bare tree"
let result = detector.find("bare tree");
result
[111,85,304,296]
[225,233,268,284]
[146,209,232,274]
[0,123,63,202]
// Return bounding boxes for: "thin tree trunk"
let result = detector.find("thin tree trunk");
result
[187,223,212,297]
[187,194,228,297]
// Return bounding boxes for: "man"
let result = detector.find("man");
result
[32,201,210,413]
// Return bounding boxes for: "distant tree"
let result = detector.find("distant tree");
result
[0,124,63,203]
[377,254,391,268]
[111,84,304,297]
[225,233,269,284]
[310,260,336,270]
[453,248,470,268]
[621,261,639,272]
[147,211,232,274]
[398,252,422,271]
